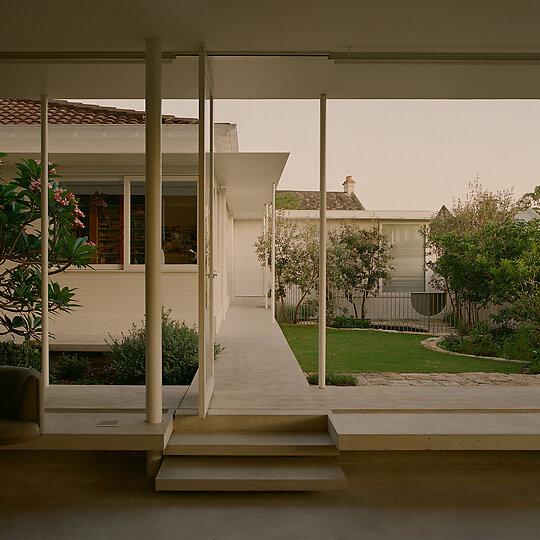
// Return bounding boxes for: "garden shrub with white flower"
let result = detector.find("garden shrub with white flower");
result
[0,153,97,340]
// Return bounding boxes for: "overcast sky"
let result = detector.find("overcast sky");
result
[80,99,539,212]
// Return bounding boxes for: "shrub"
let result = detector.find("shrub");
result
[0,340,41,372]
[53,353,90,381]
[440,325,539,363]
[330,316,371,329]
[306,372,358,386]
[107,309,222,385]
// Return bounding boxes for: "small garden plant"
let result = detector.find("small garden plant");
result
[108,309,222,385]
[306,372,358,386]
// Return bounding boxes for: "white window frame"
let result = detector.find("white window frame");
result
[124,175,198,273]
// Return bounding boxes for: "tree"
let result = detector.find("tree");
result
[254,214,320,323]
[0,155,97,339]
[428,220,540,328]
[328,225,393,319]
[426,179,520,323]
[429,178,517,237]
[517,185,540,211]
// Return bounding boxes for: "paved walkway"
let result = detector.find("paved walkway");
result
[353,372,540,387]
[202,298,540,413]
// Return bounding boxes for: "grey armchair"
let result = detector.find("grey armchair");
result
[0,366,42,445]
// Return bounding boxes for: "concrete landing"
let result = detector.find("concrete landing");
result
[329,412,540,451]
[155,456,347,491]
[46,385,188,412]
[0,411,174,451]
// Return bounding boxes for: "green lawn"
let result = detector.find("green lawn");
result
[280,325,525,374]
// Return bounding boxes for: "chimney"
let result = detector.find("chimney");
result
[342,175,355,196]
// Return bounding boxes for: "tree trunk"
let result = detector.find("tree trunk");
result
[348,294,358,319]
[361,292,367,320]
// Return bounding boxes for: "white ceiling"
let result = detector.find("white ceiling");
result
[1,1,540,99]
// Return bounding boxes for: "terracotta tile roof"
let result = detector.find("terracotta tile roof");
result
[0,99,197,125]
[277,190,365,210]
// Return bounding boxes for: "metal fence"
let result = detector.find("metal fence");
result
[279,286,501,335]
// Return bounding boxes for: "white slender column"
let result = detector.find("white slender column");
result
[264,204,268,309]
[145,38,162,425]
[318,95,327,389]
[40,95,49,396]
[271,185,276,323]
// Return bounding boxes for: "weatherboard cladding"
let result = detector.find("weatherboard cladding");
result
[0,99,197,125]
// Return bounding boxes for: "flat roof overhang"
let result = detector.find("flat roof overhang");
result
[1,1,540,99]
[1,56,540,99]
[1,152,288,220]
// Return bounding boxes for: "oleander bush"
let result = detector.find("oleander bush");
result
[108,309,222,385]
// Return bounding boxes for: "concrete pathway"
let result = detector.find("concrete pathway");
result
[201,298,540,413]
[210,297,313,410]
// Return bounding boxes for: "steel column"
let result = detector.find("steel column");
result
[318,95,327,389]
[144,38,163,425]
[40,95,49,395]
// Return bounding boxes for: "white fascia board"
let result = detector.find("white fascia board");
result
[0,123,238,154]
[282,209,433,221]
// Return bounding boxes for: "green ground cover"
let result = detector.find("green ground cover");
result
[280,325,525,374]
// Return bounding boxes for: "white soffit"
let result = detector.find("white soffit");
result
[215,153,289,219]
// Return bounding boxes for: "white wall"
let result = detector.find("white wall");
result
[233,219,264,297]
[50,269,198,337]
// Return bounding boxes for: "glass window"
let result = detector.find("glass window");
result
[130,180,197,265]
[64,181,124,264]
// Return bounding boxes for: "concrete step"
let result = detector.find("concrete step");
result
[174,411,328,433]
[328,412,540,451]
[164,431,338,456]
[155,456,347,491]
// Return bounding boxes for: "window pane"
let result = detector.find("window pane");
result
[64,181,124,264]
[130,180,197,264]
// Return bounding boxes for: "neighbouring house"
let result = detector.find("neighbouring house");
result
[277,176,432,293]
[516,207,540,223]
[0,99,288,338]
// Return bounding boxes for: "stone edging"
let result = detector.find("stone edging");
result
[421,336,528,364]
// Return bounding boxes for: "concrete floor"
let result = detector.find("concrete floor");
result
[2,450,540,540]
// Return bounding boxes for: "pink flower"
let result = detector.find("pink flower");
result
[24,228,36,236]
[29,179,53,194]
[84,241,96,247]
[73,217,85,228]
[73,206,85,218]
